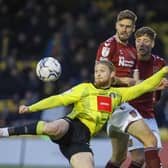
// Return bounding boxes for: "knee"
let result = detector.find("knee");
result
[43,122,60,136]
[70,152,94,168]
[112,152,127,165]
[132,157,144,165]
[143,133,157,148]
[131,150,145,165]
[43,120,69,137]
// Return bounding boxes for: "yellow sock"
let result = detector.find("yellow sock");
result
[36,121,45,135]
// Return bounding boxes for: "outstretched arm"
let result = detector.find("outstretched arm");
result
[18,83,86,114]
[19,95,64,114]
[118,66,168,102]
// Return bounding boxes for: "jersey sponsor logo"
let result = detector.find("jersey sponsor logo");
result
[118,56,135,67]
[97,96,112,113]
[101,47,110,57]
[118,56,125,66]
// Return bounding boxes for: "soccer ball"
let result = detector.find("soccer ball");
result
[36,57,62,82]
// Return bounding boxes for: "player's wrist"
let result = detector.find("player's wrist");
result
[28,106,32,112]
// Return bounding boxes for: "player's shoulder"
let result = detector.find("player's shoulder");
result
[62,83,92,96]
[152,54,165,63]
[76,82,92,88]
[100,36,116,46]
[67,83,91,94]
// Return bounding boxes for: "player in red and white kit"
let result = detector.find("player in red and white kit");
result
[96,9,140,168]
[96,10,167,168]
[96,18,138,87]
[128,27,167,168]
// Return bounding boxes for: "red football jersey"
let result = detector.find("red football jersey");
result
[130,55,166,118]
[96,36,138,78]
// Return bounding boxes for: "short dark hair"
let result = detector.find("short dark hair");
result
[117,9,137,24]
[95,60,116,72]
[135,26,157,40]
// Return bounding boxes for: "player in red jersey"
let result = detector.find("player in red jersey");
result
[96,10,138,86]
[96,10,168,168]
[127,27,167,168]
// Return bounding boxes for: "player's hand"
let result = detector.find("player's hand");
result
[157,78,168,90]
[19,105,29,114]
[128,78,137,86]
[120,77,136,86]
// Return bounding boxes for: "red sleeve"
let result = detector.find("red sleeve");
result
[154,56,166,102]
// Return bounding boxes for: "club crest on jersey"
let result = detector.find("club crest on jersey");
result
[101,47,110,57]
[109,92,116,98]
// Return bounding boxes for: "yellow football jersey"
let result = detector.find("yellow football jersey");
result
[29,67,167,136]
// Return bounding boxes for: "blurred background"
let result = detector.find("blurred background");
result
[0,0,168,167]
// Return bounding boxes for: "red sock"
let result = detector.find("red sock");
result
[144,148,161,168]
[105,160,120,168]
[128,161,142,168]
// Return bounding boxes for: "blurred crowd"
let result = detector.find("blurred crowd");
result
[0,0,168,129]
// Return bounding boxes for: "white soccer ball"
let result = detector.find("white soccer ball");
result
[36,57,62,82]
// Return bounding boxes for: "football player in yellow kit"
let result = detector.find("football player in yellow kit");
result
[0,60,168,168]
